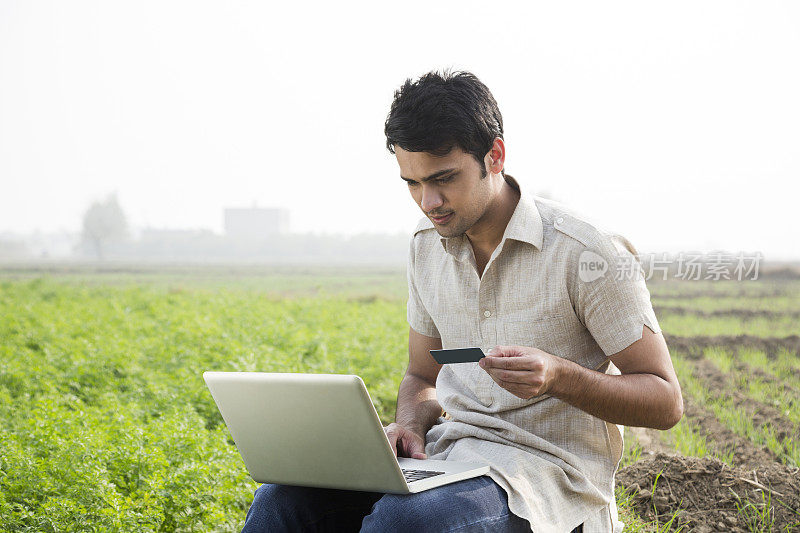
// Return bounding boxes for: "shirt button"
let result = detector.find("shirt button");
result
[556,216,564,224]
[483,310,492,318]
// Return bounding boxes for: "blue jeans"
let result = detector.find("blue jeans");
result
[241,475,583,532]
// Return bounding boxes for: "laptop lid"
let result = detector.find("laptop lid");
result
[203,372,409,493]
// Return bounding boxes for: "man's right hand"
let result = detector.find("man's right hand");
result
[384,423,428,459]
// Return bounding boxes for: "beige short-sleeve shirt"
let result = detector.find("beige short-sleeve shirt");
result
[406,175,660,533]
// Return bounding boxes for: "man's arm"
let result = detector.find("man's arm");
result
[480,325,683,430]
[385,327,443,458]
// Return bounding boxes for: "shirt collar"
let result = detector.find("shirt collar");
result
[501,175,544,251]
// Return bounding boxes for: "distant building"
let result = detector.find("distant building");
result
[224,207,289,240]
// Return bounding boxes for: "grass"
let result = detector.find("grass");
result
[655,313,800,337]
[620,436,644,468]
[615,484,666,533]
[692,348,800,461]
[0,264,410,299]
[702,346,735,373]
[650,470,687,532]
[733,488,776,532]
[647,279,800,299]
[651,295,800,313]
[768,348,800,385]
[739,375,800,426]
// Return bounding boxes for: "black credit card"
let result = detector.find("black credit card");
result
[429,347,486,364]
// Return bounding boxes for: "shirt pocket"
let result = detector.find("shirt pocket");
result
[502,315,572,358]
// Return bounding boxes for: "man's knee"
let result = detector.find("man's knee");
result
[252,483,298,511]
[243,484,308,531]
[361,478,530,533]
[245,483,383,532]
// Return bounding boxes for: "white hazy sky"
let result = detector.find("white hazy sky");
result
[1,1,798,259]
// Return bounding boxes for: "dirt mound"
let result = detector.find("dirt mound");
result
[617,453,800,532]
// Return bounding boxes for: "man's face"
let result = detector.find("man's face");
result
[395,146,492,239]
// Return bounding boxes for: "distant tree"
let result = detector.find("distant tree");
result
[80,194,129,260]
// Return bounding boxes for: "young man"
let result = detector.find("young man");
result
[241,71,682,533]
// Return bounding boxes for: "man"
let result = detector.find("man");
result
[241,70,682,532]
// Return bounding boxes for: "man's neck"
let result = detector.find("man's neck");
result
[465,175,521,261]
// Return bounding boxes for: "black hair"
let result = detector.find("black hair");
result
[384,70,504,177]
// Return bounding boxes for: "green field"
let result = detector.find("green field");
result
[1,267,798,532]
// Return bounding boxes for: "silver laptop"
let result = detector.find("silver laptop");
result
[203,372,489,493]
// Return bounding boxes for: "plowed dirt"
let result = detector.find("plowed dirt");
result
[692,359,799,442]
[654,306,800,320]
[681,396,780,467]
[616,453,800,532]
[665,335,800,359]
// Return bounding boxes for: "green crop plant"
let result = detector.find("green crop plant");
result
[651,295,800,313]
[667,419,714,462]
[614,484,668,533]
[738,348,772,376]
[656,314,799,338]
[772,348,800,385]
[2,272,799,531]
[670,350,800,467]
[696,390,799,467]
[702,347,734,374]
[621,436,644,468]
[0,279,411,531]
[741,376,800,426]
[649,470,687,532]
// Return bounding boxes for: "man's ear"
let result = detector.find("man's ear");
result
[485,137,505,175]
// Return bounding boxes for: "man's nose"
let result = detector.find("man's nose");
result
[420,186,443,212]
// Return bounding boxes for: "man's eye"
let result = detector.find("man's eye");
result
[436,176,453,184]
[406,181,419,187]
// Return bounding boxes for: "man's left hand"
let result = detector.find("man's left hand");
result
[479,345,565,399]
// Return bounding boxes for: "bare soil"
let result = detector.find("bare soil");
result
[650,288,794,299]
[653,306,800,320]
[616,453,800,532]
[664,334,800,359]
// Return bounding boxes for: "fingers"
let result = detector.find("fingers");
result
[484,367,531,385]
[480,354,540,371]
[482,365,545,399]
[385,424,427,459]
[488,345,526,357]
[384,425,399,457]
[400,433,427,459]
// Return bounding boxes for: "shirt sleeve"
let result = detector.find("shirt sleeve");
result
[406,236,441,338]
[570,233,660,356]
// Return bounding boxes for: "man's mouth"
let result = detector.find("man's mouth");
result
[430,212,454,224]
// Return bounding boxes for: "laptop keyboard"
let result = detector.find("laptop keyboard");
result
[402,469,445,483]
